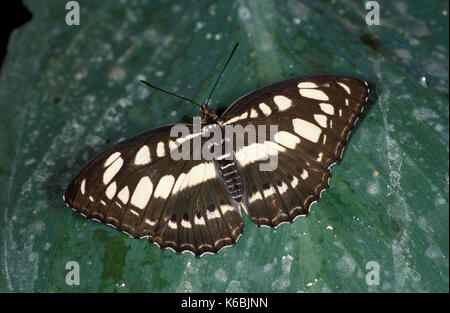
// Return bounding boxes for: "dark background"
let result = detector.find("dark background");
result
[0,2,32,71]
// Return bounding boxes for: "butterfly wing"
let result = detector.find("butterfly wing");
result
[64,125,243,256]
[221,74,369,227]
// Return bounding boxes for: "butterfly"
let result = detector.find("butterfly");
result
[64,43,369,256]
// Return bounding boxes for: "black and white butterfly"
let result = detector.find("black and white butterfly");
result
[64,44,369,256]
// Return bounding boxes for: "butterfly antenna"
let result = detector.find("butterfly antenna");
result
[140,80,202,108]
[206,42,239,106]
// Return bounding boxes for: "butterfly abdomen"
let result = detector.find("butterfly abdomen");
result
[214,134,244,203]
[216,158,243,203]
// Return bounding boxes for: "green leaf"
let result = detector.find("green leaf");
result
[0,0,448,292]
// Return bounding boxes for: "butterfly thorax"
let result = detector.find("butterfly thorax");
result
[199,105,218,124]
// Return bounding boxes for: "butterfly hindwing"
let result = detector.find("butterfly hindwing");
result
[149,160,243,255]
[222,75,368,227]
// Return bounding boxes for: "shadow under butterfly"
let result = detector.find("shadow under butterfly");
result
[64,43,369,257]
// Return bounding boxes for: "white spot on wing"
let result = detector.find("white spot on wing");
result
[338,82,351,94]
[301,170,308,180]
[235,141,285,166]
[314,114,328,128]
[168,220,177,229]
[80,179,86,195]
[175,132,202,146]
[203,162,217,181]
[319,103,334,115]
[207,209,221,220]
[223,112,249,125]
[278,182,288,194]
[216,152,232,160]
[154,175,175,199]
[274,131,301,149]
[194,214,206,225]
[264,140,287,152]
[104,152,121,167]
[134,145,151,165]
[249,191,263,203]
[224,116,241,125]
[250,109,258,118]
[178,170,191,192]
[273,95,292,111]
[259,102,272,116]
[118,186,129,204]
[220,204,235,214]
[130,209,139,216]
[263,185,276,198]
[106,181,117,199]
[292,118,322,143]
[172,173,187,194]
[316,152,323,162]
[181,162,216,191]
[103,157,123,185]
[145,218,156,226]
[291,176,299,188]
[130,176,153,209]
[187,163,206,188]
[157,142,166,157]
[298,82,319,88]
[299,89,329,101]
[168,140,178,152]
[181,219,192,228]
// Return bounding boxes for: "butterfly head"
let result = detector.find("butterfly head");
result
[199,104,217,124]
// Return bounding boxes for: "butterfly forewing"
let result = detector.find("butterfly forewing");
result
[222,75,368,227]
